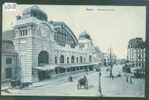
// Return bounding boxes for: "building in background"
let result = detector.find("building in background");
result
[2,6,103,86]
[127,38,145,71]
[1,30,20,89]
[103,48,117,66]
[116,58,127,65]
[94,46,105,66]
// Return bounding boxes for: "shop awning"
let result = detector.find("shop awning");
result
[34,63,99,70]
[34,64,58,71]
[56,63,99,69]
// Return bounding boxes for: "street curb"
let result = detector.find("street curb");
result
[29,71,94,88]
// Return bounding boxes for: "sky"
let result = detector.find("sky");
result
[2,4,146,59]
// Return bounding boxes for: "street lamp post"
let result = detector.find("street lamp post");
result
[109,48,113,79]
[98,64,102,96]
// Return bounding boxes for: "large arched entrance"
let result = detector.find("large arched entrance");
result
[38,51,49,81]
[38,51,49,65]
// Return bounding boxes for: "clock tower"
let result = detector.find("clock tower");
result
[13,6,54,84]
[13,21,34,84]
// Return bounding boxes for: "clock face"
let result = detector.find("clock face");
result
[39,24,50,37]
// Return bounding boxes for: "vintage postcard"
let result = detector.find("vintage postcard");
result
[1,3,146,97]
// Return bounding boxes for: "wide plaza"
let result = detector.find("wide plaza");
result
[2,64,145,97]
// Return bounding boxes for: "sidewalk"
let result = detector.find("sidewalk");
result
[1,70,144,97]
[3,71,93,94]
[22,71,93,89]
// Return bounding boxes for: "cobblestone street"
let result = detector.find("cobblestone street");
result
[2,65,145,97]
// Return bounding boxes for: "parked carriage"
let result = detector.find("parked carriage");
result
[77,76,88,89]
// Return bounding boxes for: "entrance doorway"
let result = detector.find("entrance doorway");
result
[38,51,49,66]
[89,65,94,71]
[38,51,49,81]
[38,71,46,81]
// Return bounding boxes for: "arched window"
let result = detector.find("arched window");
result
[20,30,23,36]
[84,58,86,63]
[67,57,69,64]
[60,55,64,63]
[80,56,82,63]
[76,57,78,63]
[89,55,92,62]
[38,51,49,65]
[54,26,77,48]
[71,56,75,63]
[55,56,58,64]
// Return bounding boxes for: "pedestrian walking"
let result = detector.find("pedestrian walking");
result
[126,73,133,84]
[68,75,73,82]
[126,75,129,83]
[86,69,88,75]
[129,74,133,84]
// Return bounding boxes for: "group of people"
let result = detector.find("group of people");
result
[125,73,133,84]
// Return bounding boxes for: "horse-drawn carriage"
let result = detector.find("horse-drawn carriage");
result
[77,76,88,89]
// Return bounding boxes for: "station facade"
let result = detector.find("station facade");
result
[2,6,102,85]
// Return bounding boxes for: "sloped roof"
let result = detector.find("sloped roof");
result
[49,21,78,44]
[2,30,17,55]
[2,30,15,40]
[2,40,17,55]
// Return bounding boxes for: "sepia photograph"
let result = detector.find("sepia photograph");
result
[1,3,146,97]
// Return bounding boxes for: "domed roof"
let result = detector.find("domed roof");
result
[23,6,48,21]
[79,31,92,40]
